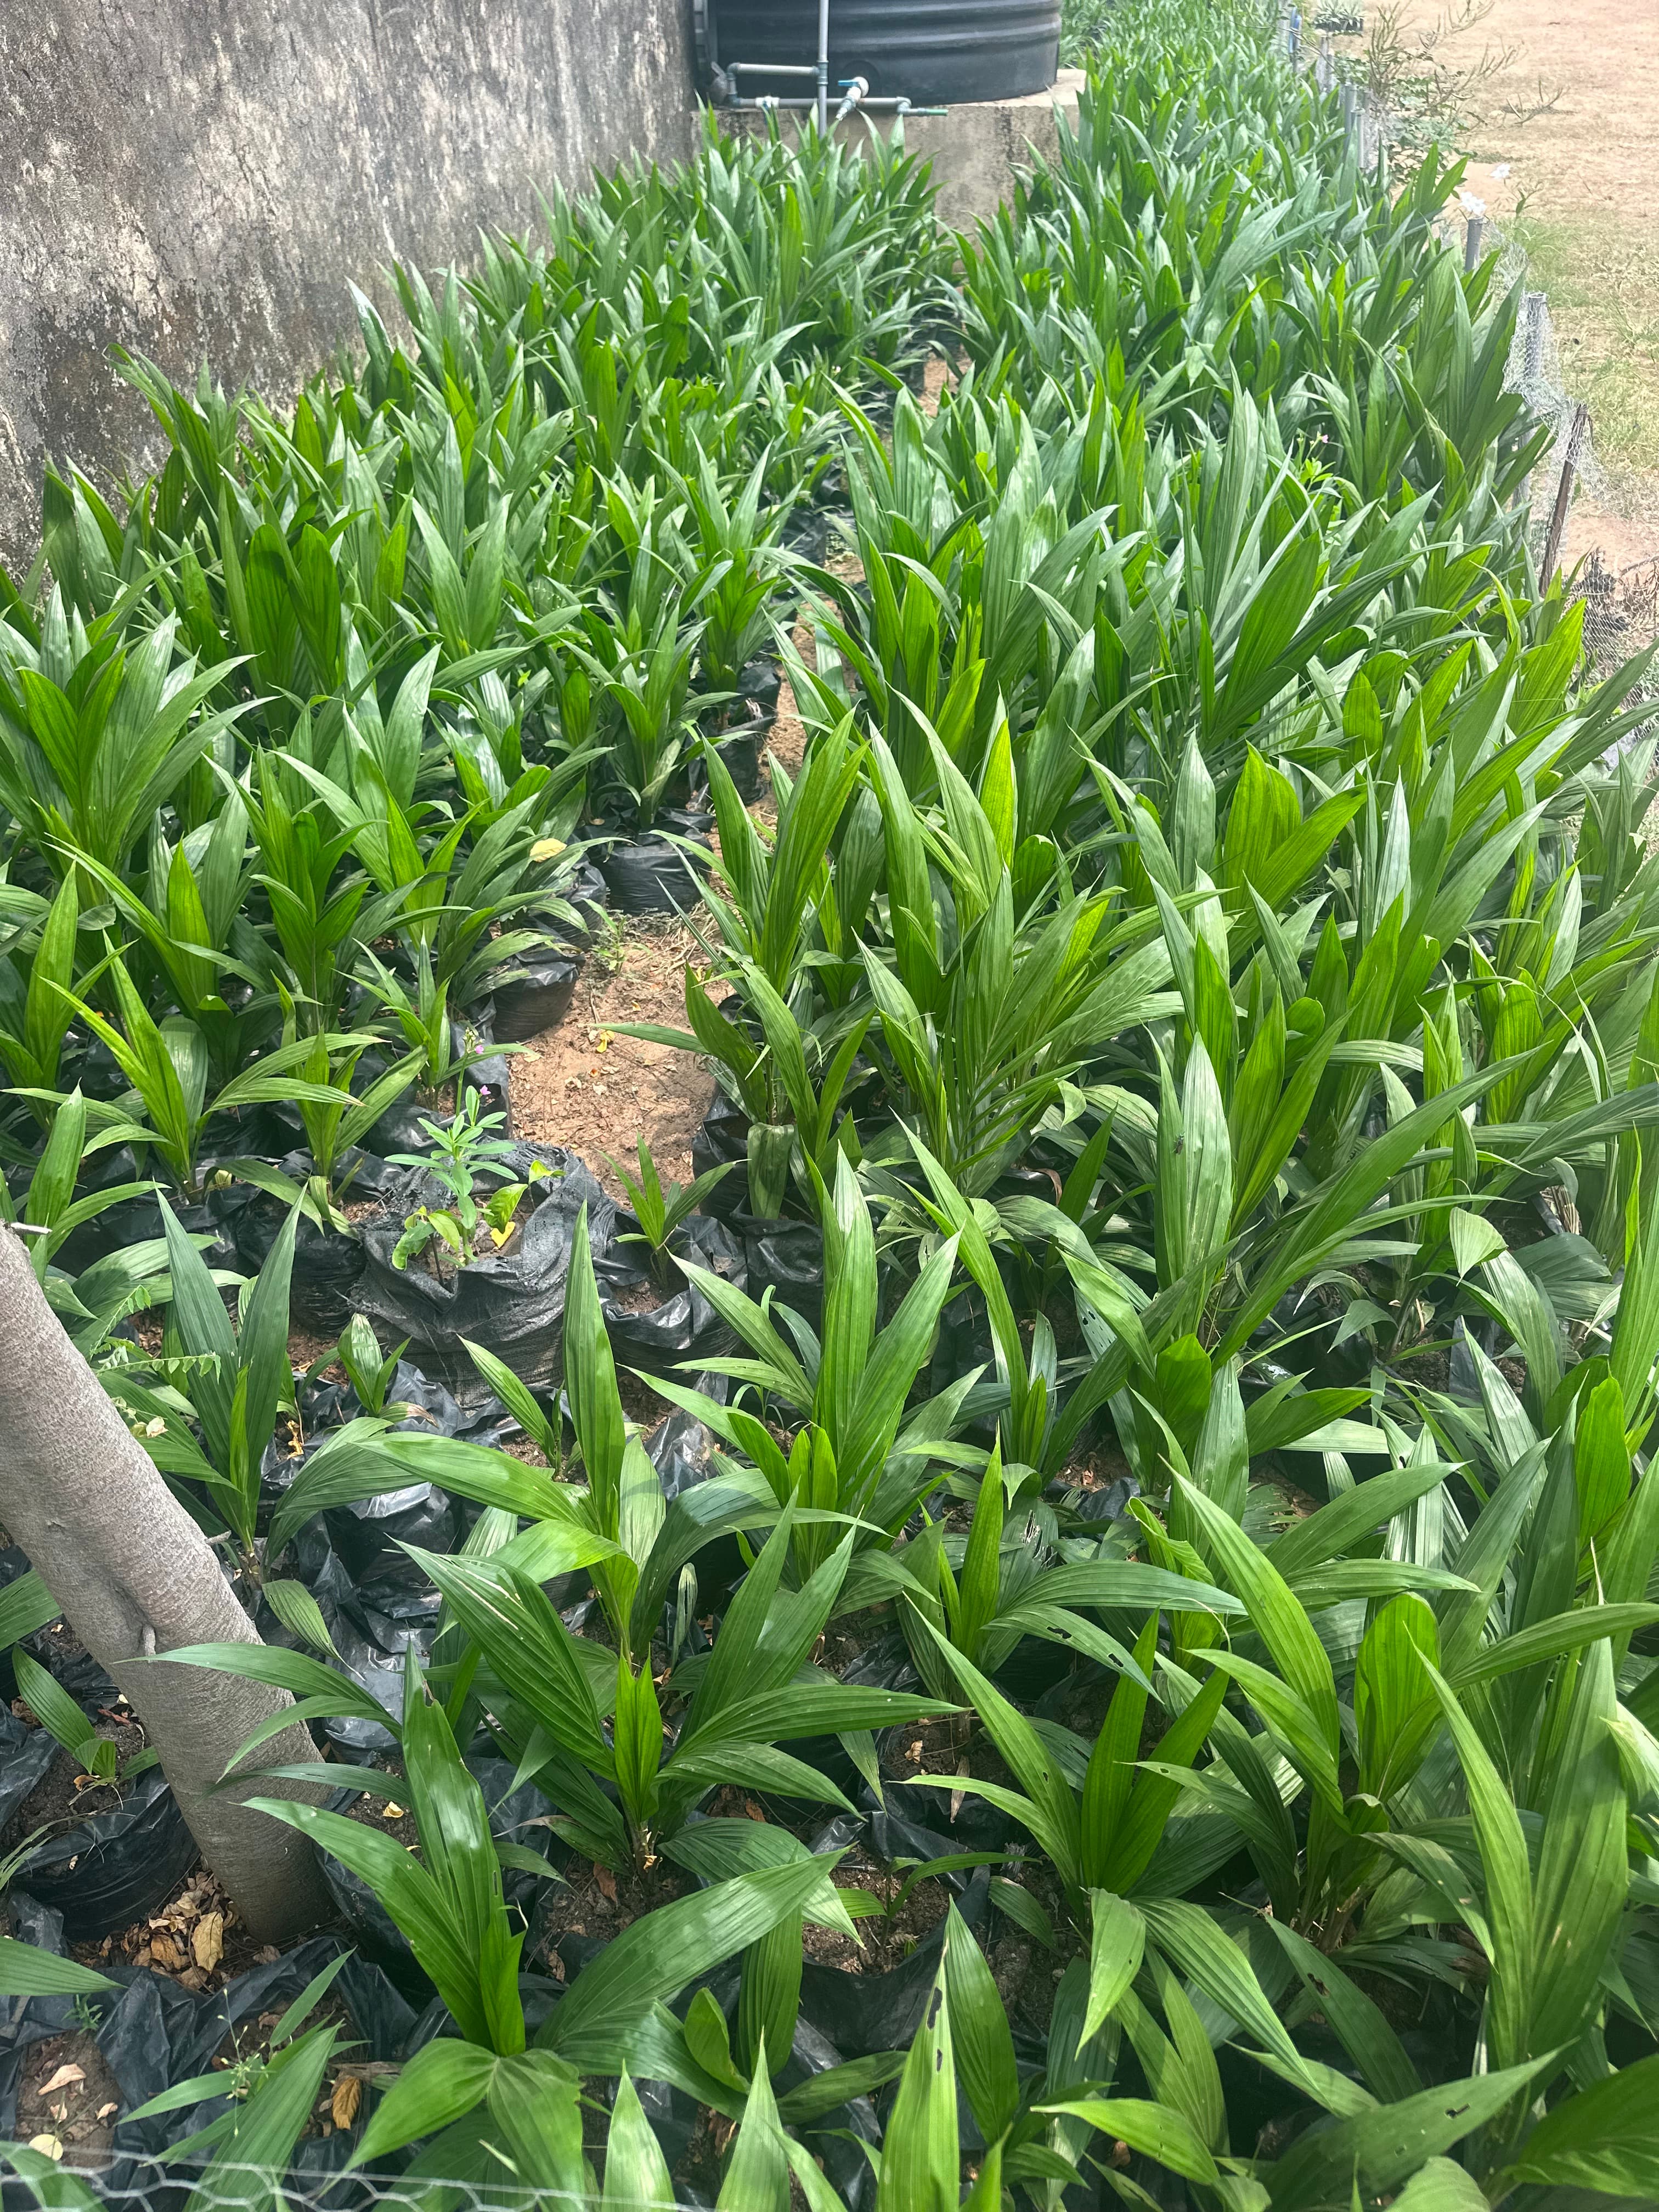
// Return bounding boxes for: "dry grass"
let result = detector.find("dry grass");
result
[1514,212,1659,508]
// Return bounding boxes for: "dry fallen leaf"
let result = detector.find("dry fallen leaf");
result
[594,1863,618,1903]
[191,1910,224,1972]
[149,1933,187,1971]
[330,2076,362,2128]
[96,2103,117,2121]
[381,1802,407,1820]
[951,1758,970,1825]
[36,2065,83,2098]
[26,2136,62,2161]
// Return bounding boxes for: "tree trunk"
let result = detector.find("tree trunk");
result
[0,1226,331,1941]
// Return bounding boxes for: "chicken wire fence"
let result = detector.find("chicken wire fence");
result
[1296,13,1659,698]
[1,2154,691,2212]
[1476,216,1658,698]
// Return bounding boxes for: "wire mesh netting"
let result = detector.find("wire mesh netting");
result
[3,2152,699,2212]
[1488,229,1659,696]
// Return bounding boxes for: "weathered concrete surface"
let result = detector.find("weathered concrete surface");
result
[730,70,1085,234]
[898,71,1086,232]
[0,0,696,566]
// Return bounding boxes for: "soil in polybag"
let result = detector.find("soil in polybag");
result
[594,1212,745,1380]
[356,1143,613,1401]
[321,1755,562,1997]
[600,816,713,917]
[0,1895,109,2137]
[234,1157,397,1337]
[4,1737,198,1940]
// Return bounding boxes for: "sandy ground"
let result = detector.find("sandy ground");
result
[1390,0,1659,579]
[509,664,811,1201]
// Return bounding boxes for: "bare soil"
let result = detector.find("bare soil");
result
[1387,0,1659,550]
[7,1720,147,1842]
[510,915,716,1201]
[205,1994,374,2147]
[534,1854,695,1971]
[800,1849,950,1974]
[337,1757,420,1849]
[18,2028,123,2162]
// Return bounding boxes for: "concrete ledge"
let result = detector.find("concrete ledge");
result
[900,70,1086,230]
[726,70,1086,230]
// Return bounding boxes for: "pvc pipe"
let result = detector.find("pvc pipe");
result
[817,0,830,131]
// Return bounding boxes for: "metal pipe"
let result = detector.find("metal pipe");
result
[726,61,819,80]
[1464,215,1483,271]
[836,74,869,122]
[817,0,830,131]
[727,94,935,112]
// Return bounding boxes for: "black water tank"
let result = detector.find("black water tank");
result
[708,1,1061,108]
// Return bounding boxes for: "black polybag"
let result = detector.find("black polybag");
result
[546,857,610,951]
[250,1529,400,1761]
[740,1214,826,1334]
[356,1144,614,1401]
[869,1724,1012,1856]
[234,1155,397,1335]
[600,816,713,917]
[14,1763,199,1939]
[690,1089,750,1217]
[451,1012,514,1133]
[74,1175,240,1275]
[736,656,783,715]
[594,1214,746,1379]
[703,726,764,803]
[798,1867,992,2060]
[258,1371,469,1580]
[778,508,834,563]
[0,1710,59,1836]
[101,1935,414,2175]
[644,1383,749,1613]
[0,1897,101,2135]
[479,945,582,1042]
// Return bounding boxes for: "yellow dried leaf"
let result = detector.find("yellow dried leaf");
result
[191,1911,224,1972]
[330,2075,362,2128]
[530,837,566,864]
[96,2103,117,2121]
[26,2136,61,2161]
[382,1802,407,1820]
[36,2065,83,2098]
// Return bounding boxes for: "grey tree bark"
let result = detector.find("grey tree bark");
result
[0,1225,330,1940]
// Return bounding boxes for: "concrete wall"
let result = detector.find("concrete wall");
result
[0,0,696,566]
